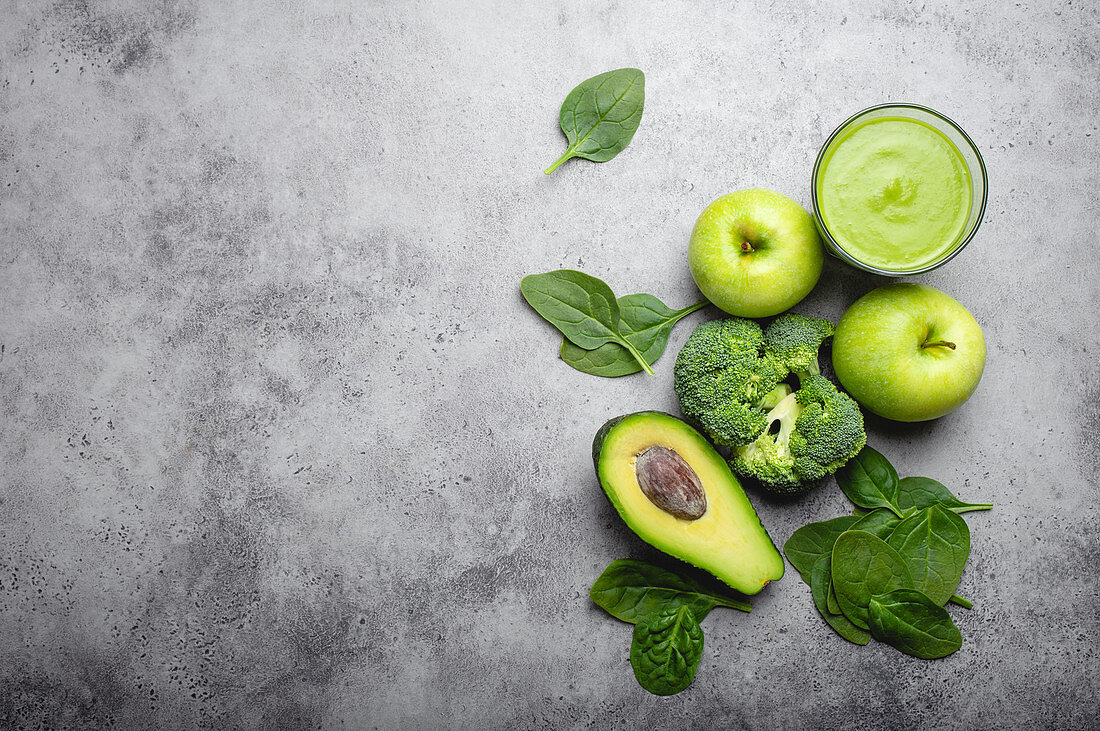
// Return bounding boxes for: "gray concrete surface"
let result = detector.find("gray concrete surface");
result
[1,1,1097,728]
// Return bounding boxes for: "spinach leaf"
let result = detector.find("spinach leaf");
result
[886,505,970,606]
[850,508,901,540]
[784,515,861,586]
[545,68,645,175]
[629,605,704,696]
[561,296,706,377]
[831,530,914,630]
[836,445,904,518]
[868,589,963,659]
[520,270,653,374]
[896,476,993,515]
[810,555,870,645]
[589,559,751,623]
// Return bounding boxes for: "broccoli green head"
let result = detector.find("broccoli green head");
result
[731,375,866,494]
[673,319,789,447]
[764,313,834,379]
[676,313,866,494]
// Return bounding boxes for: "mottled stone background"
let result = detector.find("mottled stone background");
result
[0,1,1096,728]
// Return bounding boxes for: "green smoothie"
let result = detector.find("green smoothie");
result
[816,117,972,271]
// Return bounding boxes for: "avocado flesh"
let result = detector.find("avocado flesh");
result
[593,411,784,595]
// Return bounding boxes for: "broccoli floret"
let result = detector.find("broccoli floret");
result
[789,374,867,483]
[764,313,834,379]
[731,375,866,494]
[730,391,803,491]
[673,319,789,447]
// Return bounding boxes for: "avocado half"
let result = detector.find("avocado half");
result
[593,411,784,595]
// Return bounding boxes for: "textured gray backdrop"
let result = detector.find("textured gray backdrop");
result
[1,1,1097,729]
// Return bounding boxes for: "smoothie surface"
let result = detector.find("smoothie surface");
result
[817,117,971,270]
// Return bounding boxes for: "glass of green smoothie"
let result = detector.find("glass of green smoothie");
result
[811,103,987,275]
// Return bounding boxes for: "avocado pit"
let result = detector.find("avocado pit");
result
[634,445,707,520]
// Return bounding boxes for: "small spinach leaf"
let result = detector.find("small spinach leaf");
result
[896,476,993,515]
[520,270,653,374]
[836,445,904,518]
[810,555,870,645]
[589,559,751,623]
[868,589,963,659]
[831,530,914,630]
[850,508,901,540]
[561,296,706,377]
[886,505,970,606]
[545,68,645,175]
[783,515,861,585]
[629,605,704,696]
[520,270,619,349]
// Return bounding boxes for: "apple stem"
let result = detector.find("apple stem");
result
[921,340,956,350]
[740,241,753,253]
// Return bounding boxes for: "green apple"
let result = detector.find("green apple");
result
[832,283,986,422]
[688,189,824,317]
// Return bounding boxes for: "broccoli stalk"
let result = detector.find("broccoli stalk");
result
[757,383,794,410]
[767,394,801,451]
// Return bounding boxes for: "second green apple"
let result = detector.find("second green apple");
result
[689,189,824,318]
[832,283,986,422]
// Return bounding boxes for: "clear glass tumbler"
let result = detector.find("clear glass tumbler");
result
[811,103,988,275]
